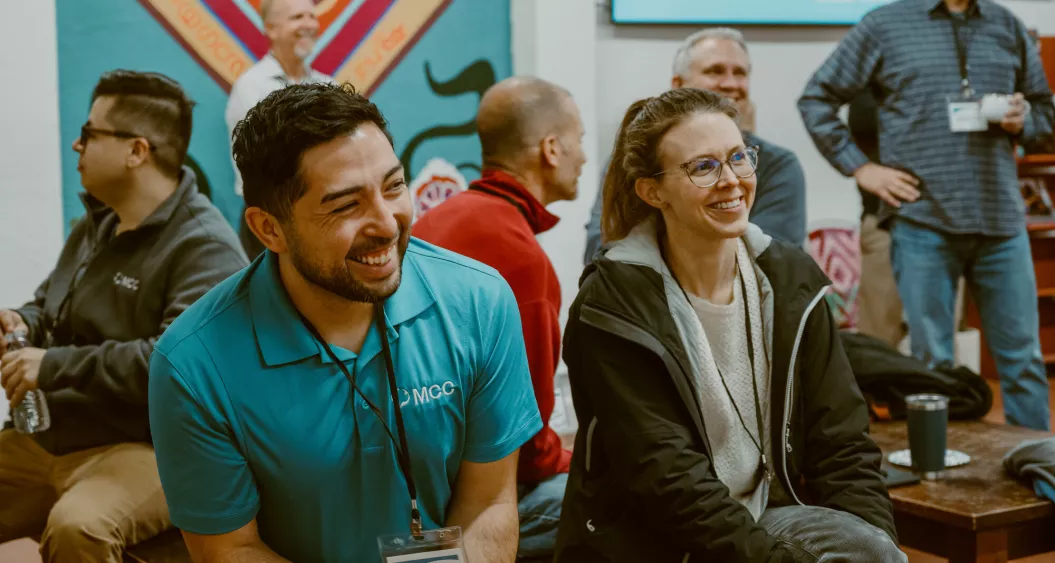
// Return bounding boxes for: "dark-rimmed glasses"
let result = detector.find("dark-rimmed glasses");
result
[79,125,156,151]
[653,145,760,188]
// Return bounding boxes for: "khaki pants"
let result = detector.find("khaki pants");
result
[858,214,907,347]
[0,429,171,563]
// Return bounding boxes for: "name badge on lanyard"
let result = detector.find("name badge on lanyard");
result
[300,302,470,562]
[946,12,985,133]
[378,527,468,562]
[947,93,986,133]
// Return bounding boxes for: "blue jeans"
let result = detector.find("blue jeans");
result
[516,472,567,559]
[891,219,1050,430]
[761,505,906,562]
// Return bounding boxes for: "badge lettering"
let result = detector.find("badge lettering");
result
[113,273,140,292]
[400,381,458,407]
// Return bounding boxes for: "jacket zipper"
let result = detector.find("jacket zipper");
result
[585,417,598,472]
[780,285,830,506]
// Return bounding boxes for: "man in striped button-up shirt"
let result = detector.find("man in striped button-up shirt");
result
[799,0,1054,430]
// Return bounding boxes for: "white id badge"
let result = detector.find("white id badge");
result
[946,94,986,133]
[378,526,468,562]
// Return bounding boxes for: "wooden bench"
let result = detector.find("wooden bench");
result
[871,420,1055,563]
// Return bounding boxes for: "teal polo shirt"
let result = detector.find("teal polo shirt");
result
[149,239,543,562]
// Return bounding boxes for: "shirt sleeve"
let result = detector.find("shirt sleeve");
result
[584,175,605,265]
[38,239,247,404]
[1013,19,1055,147]
[749,146,807,246]
[15,274,52,347]
[149,348,260,534]
[798,15,884,177]
[462,277,543,463]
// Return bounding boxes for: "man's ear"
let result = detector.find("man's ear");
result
[127,138,151,169]
[540,134,561,169]
[671,75,684,89]
[245,206,290,254]
[634,177,666,210]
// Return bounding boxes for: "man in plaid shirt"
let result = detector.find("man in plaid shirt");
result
[799,0,1055,430]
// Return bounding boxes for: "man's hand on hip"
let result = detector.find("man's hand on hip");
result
[0,310,29,355]
[1001,93,1028,135]
[854,163,921,208]
[1,348,45,407]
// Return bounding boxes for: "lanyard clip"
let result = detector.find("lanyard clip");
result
[961,79,973,98]
[410,500,424,540]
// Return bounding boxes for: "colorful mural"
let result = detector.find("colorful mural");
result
[56,0,510,231]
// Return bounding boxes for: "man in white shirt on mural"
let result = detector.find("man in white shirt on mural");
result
[225,0,334,258]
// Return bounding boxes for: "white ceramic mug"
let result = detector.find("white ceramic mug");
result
[981,94,1031,123]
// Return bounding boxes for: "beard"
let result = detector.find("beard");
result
[287,227,411,304]
[293,34,316,61]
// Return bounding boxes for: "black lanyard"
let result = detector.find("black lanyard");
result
[300,301,423,538]
[951,13,974,96]
[677,258,770,483]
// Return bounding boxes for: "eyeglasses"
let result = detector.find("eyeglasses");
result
[654,145,760,188]
[79,125,156,151]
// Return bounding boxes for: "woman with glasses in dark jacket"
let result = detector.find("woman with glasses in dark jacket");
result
[555,88,903,563]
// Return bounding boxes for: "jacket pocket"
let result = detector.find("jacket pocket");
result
[575,511,686,563]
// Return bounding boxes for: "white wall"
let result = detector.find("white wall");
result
[0,0,63,306]
[595,0,1055,228]
[0,0,62,420]
[511,0,601,335]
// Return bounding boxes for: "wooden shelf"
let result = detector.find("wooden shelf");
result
[1020,154,1055,166]
[1044,353,1055,365]
[1040,288,1055,298]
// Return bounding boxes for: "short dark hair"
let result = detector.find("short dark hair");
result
[232,82,394,221]
[91,70,195,178]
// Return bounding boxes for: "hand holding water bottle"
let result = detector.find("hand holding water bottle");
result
[1,331,51,433]
[0,309,29,354]
[2,343,45,408]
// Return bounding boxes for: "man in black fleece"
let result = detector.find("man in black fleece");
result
[0,70,247,562]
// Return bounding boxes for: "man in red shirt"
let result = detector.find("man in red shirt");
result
[413,76,585,559]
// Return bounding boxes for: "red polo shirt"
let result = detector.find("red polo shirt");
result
[413,169,572,484]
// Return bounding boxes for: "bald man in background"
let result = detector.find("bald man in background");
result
[225,0,333,259]
[413,76,585,560]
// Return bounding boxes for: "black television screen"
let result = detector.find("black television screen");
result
[612,0,897,25]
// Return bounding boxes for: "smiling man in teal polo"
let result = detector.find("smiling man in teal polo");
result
[148,83,542,562]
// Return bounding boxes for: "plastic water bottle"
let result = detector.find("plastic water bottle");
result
[4,332,51,434]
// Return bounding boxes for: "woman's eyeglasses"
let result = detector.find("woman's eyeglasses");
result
[653,145,760,188]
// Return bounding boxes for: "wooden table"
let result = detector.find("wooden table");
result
[871,421,1054,563]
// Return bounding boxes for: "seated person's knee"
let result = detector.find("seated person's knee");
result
[40,504,121,560]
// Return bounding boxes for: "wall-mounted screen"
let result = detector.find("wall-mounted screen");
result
[612,0,897,26]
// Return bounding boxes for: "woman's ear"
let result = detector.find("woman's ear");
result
[634,177,666,210]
